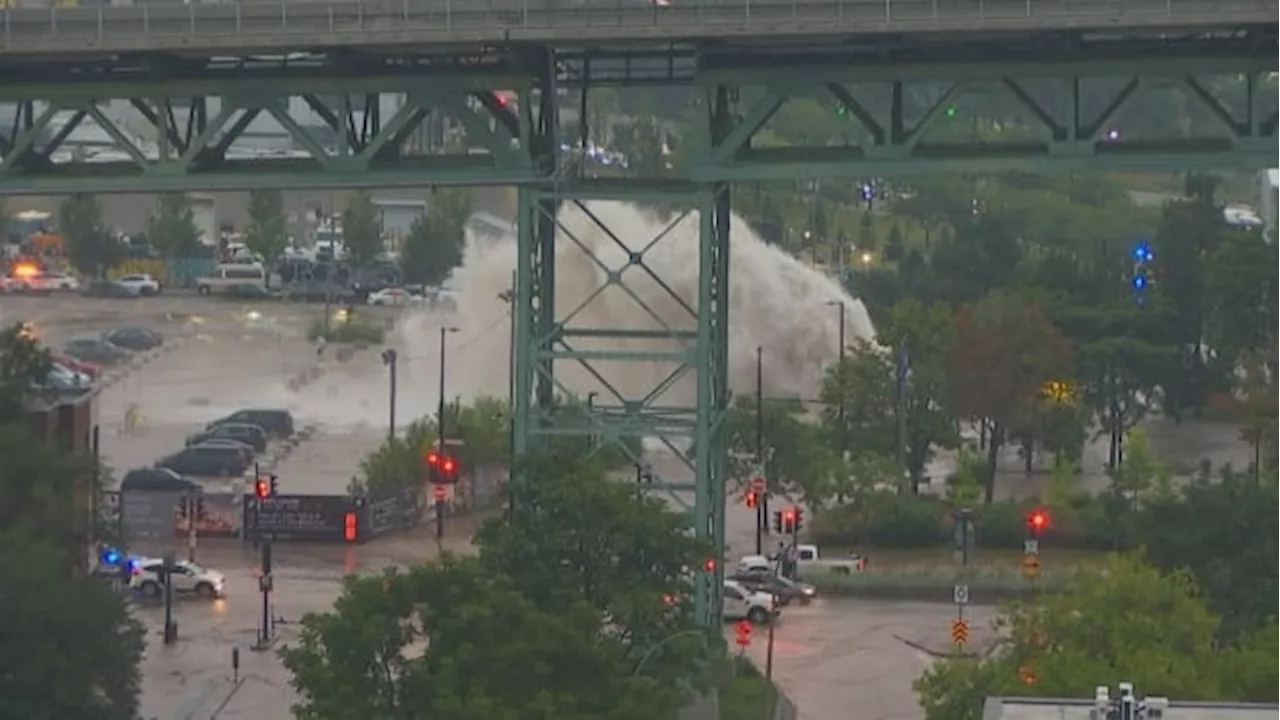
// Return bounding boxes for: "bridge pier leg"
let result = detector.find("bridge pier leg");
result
[509,179,731,631]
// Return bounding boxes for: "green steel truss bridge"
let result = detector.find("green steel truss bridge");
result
[0,3,1275,628]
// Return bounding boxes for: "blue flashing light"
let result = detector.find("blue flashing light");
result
[860,184,874,201]
[1132,275,1147,290]
[1132,240,1154,263]
[101,548,121,565]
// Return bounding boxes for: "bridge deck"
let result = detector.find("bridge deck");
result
[0,0,1275,59]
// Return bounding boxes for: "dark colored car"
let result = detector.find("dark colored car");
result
[225,283,281,300]
[103,326,164,351]
[120,467,198,492]
[156,445,251,477]
[186,422,268,453]
[64,338,132,366]
[285,280,357,304]
[207,409,295,439]
[729,570,817,606]
[81,280,138,299]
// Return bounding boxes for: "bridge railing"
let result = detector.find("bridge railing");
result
[1,0,1276,54]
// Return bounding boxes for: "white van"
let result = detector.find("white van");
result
[195,263,266,295]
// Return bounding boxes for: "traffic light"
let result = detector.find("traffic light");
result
[771,510,783,534]
[781,508,797,534]
[269,474,279,496]
[793,508,805,534]
[254,477,271,499]
[195,497,207,521]
[745,490,759,509]
[344,511,357,542]
[1026,509,1049,538]
[439,455,457,482]
[703,557,717,573]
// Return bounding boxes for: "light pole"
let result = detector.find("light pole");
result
[826,300,846,450]
[381,349,398,441]
[586,391,598,448]
[755,346,767,540]
[632,630,708,677]
[437,326,459,541]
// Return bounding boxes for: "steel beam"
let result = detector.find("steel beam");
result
[693,62,1278,181]
[511,172,729,629]
[0,56,555,194]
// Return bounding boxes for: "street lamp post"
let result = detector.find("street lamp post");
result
[825,300,846,442]
[381,349,398,441]
[436,326,459,541]
[754,346,768,538]
[586,391,598,448]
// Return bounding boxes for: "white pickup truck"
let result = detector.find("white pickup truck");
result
[738,544,866,578]
[795,544,866,576]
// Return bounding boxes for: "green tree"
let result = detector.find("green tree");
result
[59,194,120,278]
[1204,228,1277,369]
[341,191,384,267]
[0,531,146,720]
[914,554,1278,719]
[282,555,682,720]
[146,193,200,257]
[244,189,287,270]
[0,325,145,719]
[400,188,471,287]
[722,394,839,504]
[477,452,711,673]
[614,116,667,178]
[947,291,1075,502]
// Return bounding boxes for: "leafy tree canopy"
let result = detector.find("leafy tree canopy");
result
[400,189,471,287]
[59,194,121,278]
[244,189,288,266]
[147,193,201,256]
[341,191,384,267]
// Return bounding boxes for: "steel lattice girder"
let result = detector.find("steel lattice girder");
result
[691,40,1278,181]
[512,177,730,631]
[0,56,558,194]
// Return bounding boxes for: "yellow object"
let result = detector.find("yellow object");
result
[109,258,168,282]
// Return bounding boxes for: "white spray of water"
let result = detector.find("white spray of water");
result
[294,201,876,429]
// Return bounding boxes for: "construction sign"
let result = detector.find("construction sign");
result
[951,619,969,647]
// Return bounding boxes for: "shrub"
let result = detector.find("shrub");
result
[307,318,384,345]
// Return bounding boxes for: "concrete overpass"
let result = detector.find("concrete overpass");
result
[0,0,1273,58]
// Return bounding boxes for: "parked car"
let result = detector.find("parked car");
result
[119,467,198,492]
[225,284,280,300]
[54,356,102,380]
[367,287,425,306]
[285,280,357,304]
[191,439,255,464]
[11,271,80,292]
[82,280,139,299]
[130,559,226,599]
[103,326,164,351]
[729,570,817,606]
[156,445,251,477]
[207,409,295,439]
[115,273,161,296]
[723,579,779,624]
[63,338,131,366]
[32,362,94,392]
[186,422,268,453]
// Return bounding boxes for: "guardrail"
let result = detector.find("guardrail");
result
[0,0,1275,56]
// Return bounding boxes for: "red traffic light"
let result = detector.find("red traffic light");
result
[441,457,456,474]
[425,451,440,466]
[783,508,796,521]
[1027,510,1049,532]
[254,478,270,498]
[745,491,758,508]
[703,558,717,573]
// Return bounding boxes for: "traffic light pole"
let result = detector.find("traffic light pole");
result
[754,346,768,538]
[257,496,274,650]
[162,551,177,645]
[186,493,198,562]
[382,349,398,441]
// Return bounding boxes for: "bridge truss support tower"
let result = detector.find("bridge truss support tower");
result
[511,172,732,628]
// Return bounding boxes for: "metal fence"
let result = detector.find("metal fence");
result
[2,0,1273,55]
